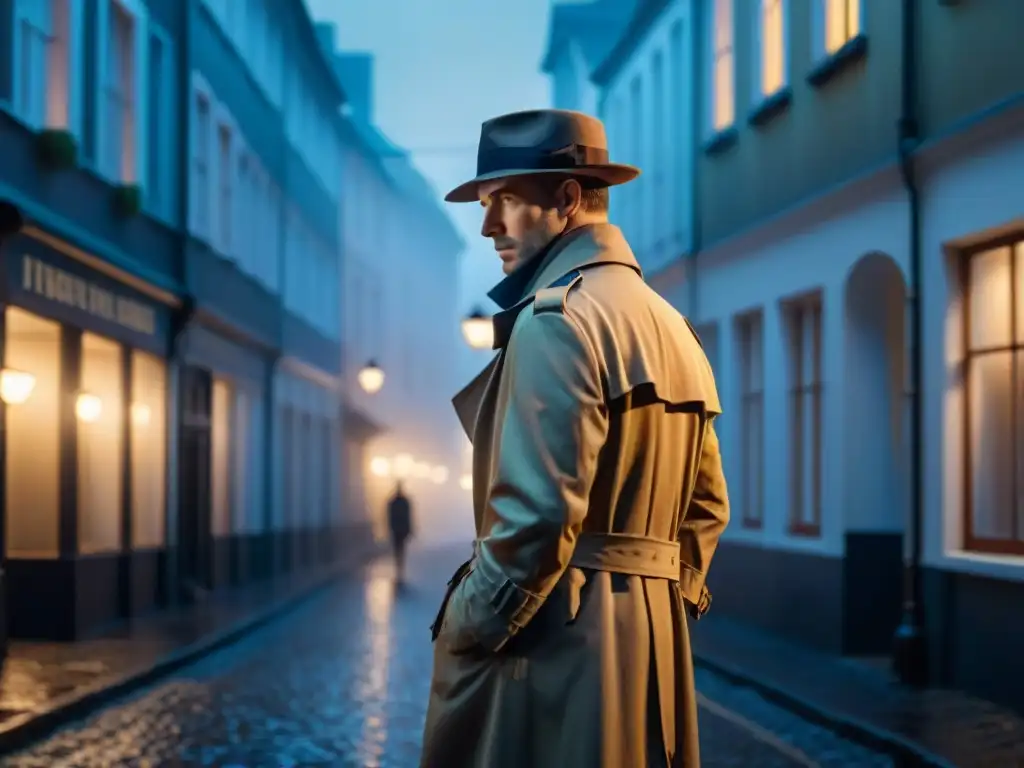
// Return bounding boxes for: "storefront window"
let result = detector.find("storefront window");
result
[4,307,61,558]
[211,377,232,536]
[130,350,166,548]
[78,332,123,554]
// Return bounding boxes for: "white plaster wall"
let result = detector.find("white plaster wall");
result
[919,108,1024,583]
[600,0,694,274]
[339,143,466,545]
[657,170,909,558]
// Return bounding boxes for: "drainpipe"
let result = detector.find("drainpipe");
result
[892,0,928,687]
[687,2,704,322]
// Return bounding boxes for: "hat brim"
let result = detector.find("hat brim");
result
[443,163,641,204]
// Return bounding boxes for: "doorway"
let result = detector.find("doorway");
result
[178,365,212,602]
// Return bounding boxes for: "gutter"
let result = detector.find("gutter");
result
[892,0,928,687]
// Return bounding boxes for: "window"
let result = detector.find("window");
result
[737,312,765,529]
[104,1,136,181]
[211,377,233,536]
[146,31,167,213]
[217,124,233,255]
[756,0,787,98]
[963,240,1024,553]
[78,332,124,554]
[237,151,250,272]
[786,297,823,536]
[130,350,166,548]
[192,93,211,237]
[709,0,735,131]
[4,308,61,558]
[13,0,71,130]
[816,0,861,58]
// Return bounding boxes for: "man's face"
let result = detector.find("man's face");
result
[478,176,566,275]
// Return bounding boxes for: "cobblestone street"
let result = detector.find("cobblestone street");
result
[3,546,895,767]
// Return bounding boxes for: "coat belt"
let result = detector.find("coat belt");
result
[569,532,680,580]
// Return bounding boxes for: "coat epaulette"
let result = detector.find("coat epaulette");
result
[533,269,583,315]
[683,316,703,349]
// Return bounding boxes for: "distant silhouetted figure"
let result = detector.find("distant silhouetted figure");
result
[387,482,413,581]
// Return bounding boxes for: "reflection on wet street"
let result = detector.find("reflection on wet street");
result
[3,546,893,767]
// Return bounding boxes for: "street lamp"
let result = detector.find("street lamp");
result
[461,307,494,350]
[357,359,384,394]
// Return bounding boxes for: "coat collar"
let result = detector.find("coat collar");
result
[486,223,643,349]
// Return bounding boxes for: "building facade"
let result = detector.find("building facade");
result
[318,33,467,546]
[572,0,1024,711]
[0,0,350,644]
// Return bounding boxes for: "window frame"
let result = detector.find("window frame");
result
[961,234,1024,555]
[735,310,765,530]
[97,0,147,184]
[189,74,214,240]
[704,0,736,136]
[752,0,789,101]
[784,293,824,537]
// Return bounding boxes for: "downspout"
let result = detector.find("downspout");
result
[892,0,928,687]
[166,0,196,606]
[687,1,703,322]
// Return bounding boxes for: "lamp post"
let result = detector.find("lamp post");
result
[461,307,494,350]
[357,359,385,394]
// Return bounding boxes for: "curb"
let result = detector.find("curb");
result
[0,544,386,755]
[691,653,960,768]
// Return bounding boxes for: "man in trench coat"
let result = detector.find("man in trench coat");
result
[421,109,730,768]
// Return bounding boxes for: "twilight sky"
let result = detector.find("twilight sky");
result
[305,0,556,314]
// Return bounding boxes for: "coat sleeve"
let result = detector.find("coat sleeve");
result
[444,309,608,653]
[677,418,730,608]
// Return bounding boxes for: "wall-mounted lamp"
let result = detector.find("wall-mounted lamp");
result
[357,359,385,394]
[461,307,494,350]
[459,473,472,491]
[0,368,36,405]
[369,456,391,477]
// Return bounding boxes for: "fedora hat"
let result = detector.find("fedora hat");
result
[444,109,640,203]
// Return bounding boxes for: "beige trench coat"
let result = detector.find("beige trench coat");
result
[421,224,730,768]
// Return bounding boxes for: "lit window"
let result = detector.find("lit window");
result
[130,350,167,548]
[963,240,1024,553]
[211,378,233,537]
[78,332,124,555]
[710,0,735,131]
[737,312,765,529]
[104,1,136,181]
[787,297,823,536]
[758,0,787,97]
[4,307,61,558]
[823,0,861,55]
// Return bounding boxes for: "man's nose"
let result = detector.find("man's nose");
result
[481,207,503,238]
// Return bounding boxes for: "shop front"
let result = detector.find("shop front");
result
[0,227,174,641]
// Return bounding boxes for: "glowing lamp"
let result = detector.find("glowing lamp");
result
[0,368,36,405]
[75,393,102,423]
[357,359,384,394]
[461,308,494,350]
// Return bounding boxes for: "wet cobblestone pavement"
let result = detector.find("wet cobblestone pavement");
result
[3,546,896,767]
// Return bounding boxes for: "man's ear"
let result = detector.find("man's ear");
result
[557,178,583,219]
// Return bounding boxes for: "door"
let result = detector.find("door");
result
[178,365,212,601]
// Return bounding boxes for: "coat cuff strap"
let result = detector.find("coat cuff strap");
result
[490,578,545,631]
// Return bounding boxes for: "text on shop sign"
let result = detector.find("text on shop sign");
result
[21,255,156,336]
